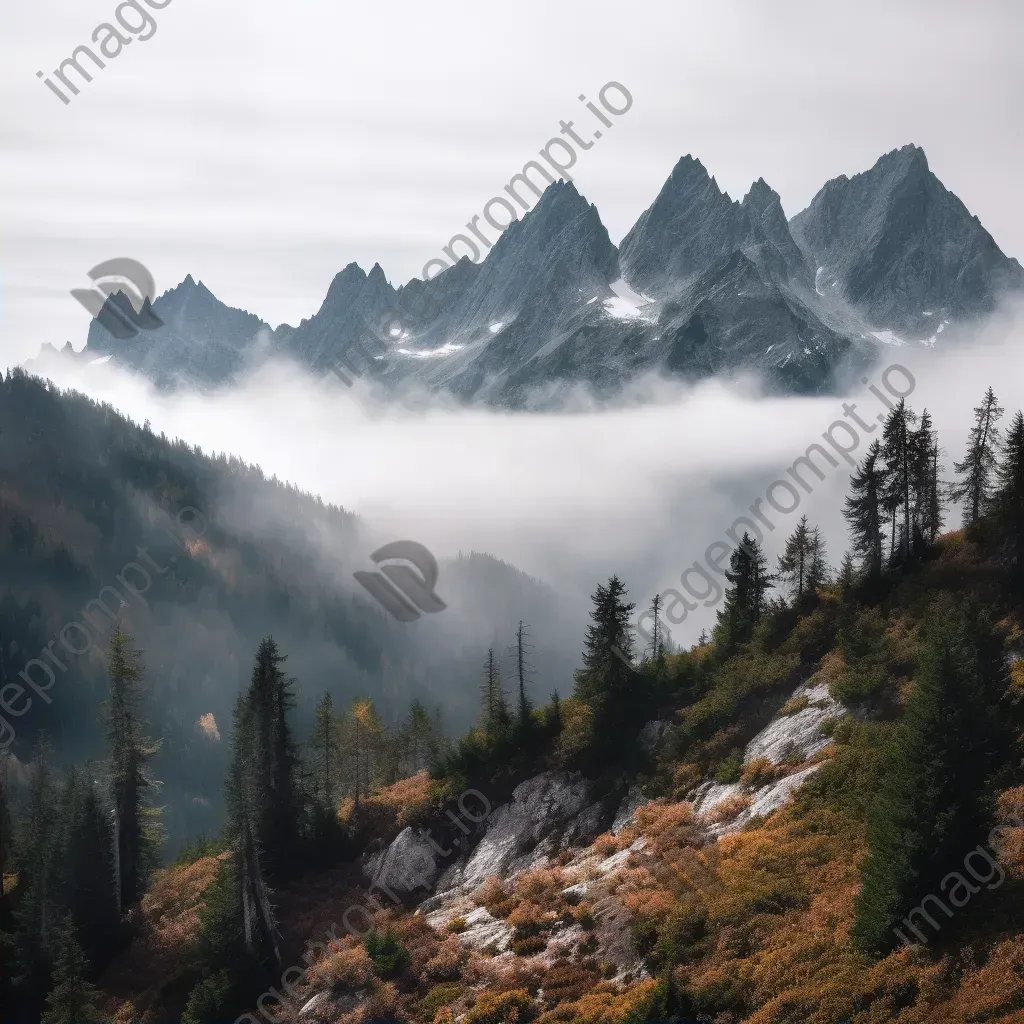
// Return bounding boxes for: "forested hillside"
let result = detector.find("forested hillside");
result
[0,370,570,852]
[3,384,1022,1023]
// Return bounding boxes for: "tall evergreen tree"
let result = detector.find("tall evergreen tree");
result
[0,750,12,881]
[881,400,918,562]
[343,697,386,804]
[715,535,771,649]
[572,576,636,740]
[910,408,944,549]
[106,626,161,912]
[63,780,119,967]
[777,516,820,602]
[844,440,887,580]
[548,689,562,734]
[246,637,302,878]
[399,699,438,774]
[11,737,61,995]
[989,410,1024,584]
[951,387,1004,526]
[644,595,666,662]
[40,914,101,1024]
[480,648,510,739]
[308,691,340,809]
[806,525,829,594]
[852,601,1012,954]
[224,691,280,971]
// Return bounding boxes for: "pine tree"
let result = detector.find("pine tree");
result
[224,692,280,970]
[106,626,161,912]
[400,699,438,773]
[513,622,535,734]
[951,387,1004,527]
[572,576,636,741]
[644,595,665,662]
[40,914,101,1024]
[715,535,771,649]
[548,689,562,734]
[11,738,62,994]
[989,410,1024,583]
[844,440,887,580]
[835,551,858,657]
[480,648,510,739]
[244,637,302,878]
[852,601,1012,954]
[778,516,811,602]
[881,400,918,563]
[64,781,119,967]
[344,697,386,804]
[910,408,944,549]
[806,525,829,594]
[0,751,12,881]
[309,691,340,809]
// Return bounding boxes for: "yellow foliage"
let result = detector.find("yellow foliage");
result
[465,987,533,1024]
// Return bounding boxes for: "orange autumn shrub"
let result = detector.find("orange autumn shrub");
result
[513,865,567,902]
[592,832,621,857]
[465,988,533,1024]
[305,943,374,992]
[704,792,753,825]
[424,936,466,982]
[536,978,658,1023]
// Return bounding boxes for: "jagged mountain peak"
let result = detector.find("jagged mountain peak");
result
[742,176,777,205]
[790,143,1024,332]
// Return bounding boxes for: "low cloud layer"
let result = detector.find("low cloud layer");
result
[24,307,1024,649]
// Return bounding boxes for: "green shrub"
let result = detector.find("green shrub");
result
[172,835,225,867]
[713,749,743,784]
[363,929,410,980]
[510,934,547,956]
[419,983,464,1019]
[180,969,233,1024]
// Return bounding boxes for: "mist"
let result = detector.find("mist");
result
[23,302,1024,652]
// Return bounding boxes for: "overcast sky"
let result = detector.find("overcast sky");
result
[2,0,1022,367]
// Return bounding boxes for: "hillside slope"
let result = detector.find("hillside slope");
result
[86,532,1024,1024]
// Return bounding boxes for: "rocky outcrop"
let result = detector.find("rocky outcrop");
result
[363,826,444,899]
[693,677,847,835]
[444,771,602,892]
[744,681,843,765]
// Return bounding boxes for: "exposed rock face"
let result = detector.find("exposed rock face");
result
[693,677,848,835]
[424,900,513,953]
[452,771,599,891]
[619,155,745,295]
[611,785,651,834]
[744,681,843,765]
[790,144,1024,336]
[363,826,443,899]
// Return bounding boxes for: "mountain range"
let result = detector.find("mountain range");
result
[36,145,1024,406]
